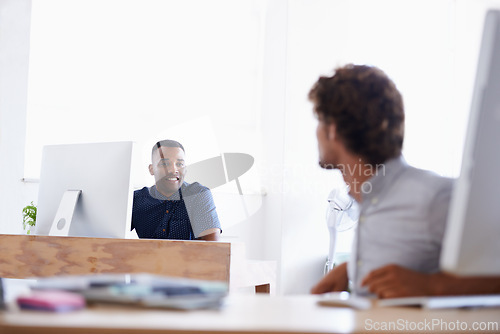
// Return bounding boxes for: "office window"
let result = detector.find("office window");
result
[24,0,265,191]
[25,0,475,184]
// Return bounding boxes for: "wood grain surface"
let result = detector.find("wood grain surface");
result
[0,234,230,282]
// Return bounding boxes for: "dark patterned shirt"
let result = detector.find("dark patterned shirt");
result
[132,182,221,240]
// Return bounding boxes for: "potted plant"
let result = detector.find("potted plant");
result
[22,202,37,235]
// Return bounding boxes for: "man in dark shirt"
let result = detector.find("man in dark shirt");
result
[131,140,221,241]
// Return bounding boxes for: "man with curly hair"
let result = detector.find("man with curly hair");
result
[308,64,454,297]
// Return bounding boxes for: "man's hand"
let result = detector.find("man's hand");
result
[361,264,433,298]
[311,262,348,294]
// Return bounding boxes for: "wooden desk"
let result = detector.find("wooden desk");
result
[0,234,275,294]
[0,234,230,282]
[0,294,499,334]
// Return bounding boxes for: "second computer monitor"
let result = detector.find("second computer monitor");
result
[440,9,500,276]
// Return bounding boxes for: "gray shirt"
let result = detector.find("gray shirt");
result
[348,156,454,295]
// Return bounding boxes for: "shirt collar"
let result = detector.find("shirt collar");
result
[149,182,187,201]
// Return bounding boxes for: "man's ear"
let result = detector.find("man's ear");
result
[148,164,154,175]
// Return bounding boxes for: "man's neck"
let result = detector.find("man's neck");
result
[155,184,178,199]
[337,156,376,203]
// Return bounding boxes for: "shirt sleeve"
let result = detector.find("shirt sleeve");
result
[183,185,221,238]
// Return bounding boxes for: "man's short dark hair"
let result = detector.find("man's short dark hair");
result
[152,139,185,156]
[308,64,405,166]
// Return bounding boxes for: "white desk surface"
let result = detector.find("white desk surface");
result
[1,293,500,334]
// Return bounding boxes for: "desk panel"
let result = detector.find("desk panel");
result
[0,234,230,282]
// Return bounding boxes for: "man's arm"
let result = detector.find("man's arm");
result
[196,228,221,241]
[184,186,222,240]
[311,262,349,294]
[361,264,500,298]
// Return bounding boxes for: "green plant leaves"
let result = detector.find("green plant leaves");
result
[22,201,37,234]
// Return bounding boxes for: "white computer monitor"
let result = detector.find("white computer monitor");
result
[440,9,500,276]
[35,141,135,238]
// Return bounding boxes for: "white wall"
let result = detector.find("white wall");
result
[0,0,36,234]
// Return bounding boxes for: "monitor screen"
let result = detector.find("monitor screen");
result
[35,141,135,238]
[440,9,500,276]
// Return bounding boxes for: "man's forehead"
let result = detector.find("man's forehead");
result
[153,146,185,160]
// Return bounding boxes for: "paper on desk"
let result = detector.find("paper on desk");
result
[29,273,228,310]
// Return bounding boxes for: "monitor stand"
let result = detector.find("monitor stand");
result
[48,190,82,236]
